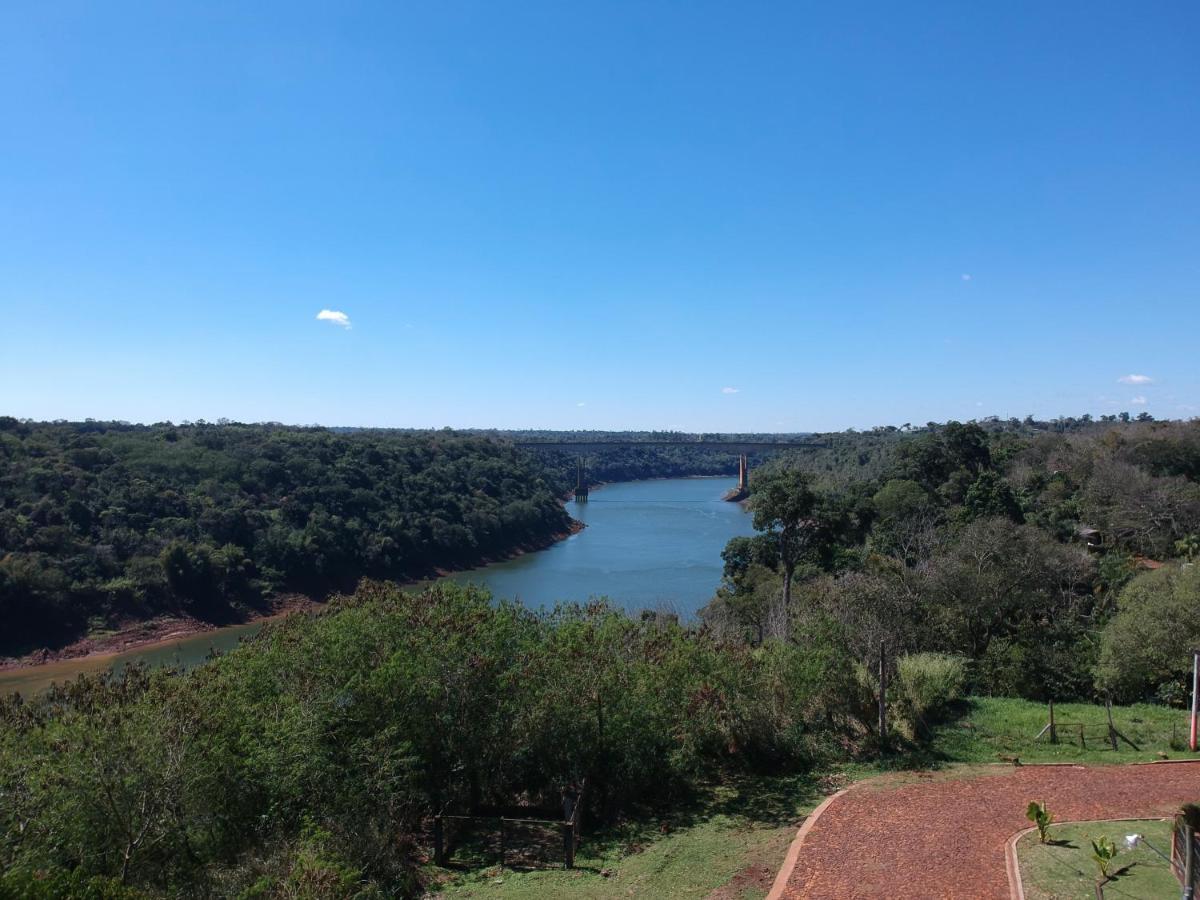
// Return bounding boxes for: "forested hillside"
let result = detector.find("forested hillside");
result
[2,416,1199,897]
[705,418,1200,704]
[0,420,569,655]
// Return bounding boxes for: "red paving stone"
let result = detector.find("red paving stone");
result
[780,762,1200,899]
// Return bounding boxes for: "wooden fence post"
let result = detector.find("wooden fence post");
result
[1106,699,1119,752]
[1049,700,1057,744]
[499,818,506,869]
[434,815,445,866]
[878,642,888,744]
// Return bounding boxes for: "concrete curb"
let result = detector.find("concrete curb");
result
[1005,825,1036,900]
[765,789,848,900]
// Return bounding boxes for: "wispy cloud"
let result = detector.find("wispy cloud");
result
[961,273,972,281]
[576,402,586,407]
[1131,395,1148,406]
[316,309,352,329]
[1118,374,1152,385]
[721,386,740,394]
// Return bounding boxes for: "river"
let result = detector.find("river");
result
[0,477,753,696]
[447,476,754,613]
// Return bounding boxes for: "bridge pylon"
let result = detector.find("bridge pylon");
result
[574,457,589,502]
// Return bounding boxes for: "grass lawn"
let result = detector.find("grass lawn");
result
[426,771,849,899]
[926,697,1194,766]
[1017,819,1179,899]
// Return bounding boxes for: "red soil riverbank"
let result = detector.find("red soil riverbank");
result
[0,518,586,674]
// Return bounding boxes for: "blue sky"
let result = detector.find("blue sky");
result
[1,1,1197,432]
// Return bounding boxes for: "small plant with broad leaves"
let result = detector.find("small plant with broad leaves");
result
[1026,800,1053,843]
[1091,835,1118,879]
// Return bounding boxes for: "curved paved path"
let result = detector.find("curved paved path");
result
[776,762,1200,899]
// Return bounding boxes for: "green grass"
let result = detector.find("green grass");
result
[427,772,844,899]
[925,696,1194,765]
[428,697,1197,898]
[1017,819,1179,899]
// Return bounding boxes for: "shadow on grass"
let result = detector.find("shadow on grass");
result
[433,770,831,876]
[567,769,830,866]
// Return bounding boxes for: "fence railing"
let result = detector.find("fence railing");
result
[433,784,585,870]
[1170,813,1199,894]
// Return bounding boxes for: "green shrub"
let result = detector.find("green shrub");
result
[1091,835,1118,879]
[893,652,967,734]
[1095,564,1200,702]
[1025,800,1053,843]
[0,867,145,899]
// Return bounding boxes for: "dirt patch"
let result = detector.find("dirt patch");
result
[707,862,777,899]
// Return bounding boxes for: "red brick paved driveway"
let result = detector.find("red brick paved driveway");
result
[777,762,1200,899]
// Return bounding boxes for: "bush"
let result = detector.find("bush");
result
[1095,564,1200,703]
[0,868,145,899]
[893,653,967,734]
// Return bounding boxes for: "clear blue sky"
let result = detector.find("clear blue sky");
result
[2,2,1197,432]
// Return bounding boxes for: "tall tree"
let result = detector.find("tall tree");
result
[750,465,820,614]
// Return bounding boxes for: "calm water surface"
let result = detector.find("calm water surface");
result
[1,477,751,695]
[0,621,270,697]
[447,476,753,614]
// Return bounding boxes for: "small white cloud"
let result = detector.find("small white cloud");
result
[1118,374,1153,385]
[961,273,972,281]
[1131,395,1148,406]
[576,402,586,407]
[721,386,740,394]
[316,309,352,329]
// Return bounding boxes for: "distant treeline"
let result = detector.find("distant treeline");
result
[0,419,569,655]
[507,413,1170,491]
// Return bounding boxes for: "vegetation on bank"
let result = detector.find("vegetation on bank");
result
[704,418,1200,705]
[0,420,569,656]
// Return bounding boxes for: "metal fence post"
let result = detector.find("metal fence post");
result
[1190,649,1199,753]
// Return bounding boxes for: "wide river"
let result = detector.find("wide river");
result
[0,477,752,696]
[448,476,754,612]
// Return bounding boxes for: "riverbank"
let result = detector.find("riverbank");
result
[0,593,318,673]
[0,519,586,676]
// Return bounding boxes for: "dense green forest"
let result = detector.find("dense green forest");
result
[704,417,1200,704]
[1,415,1199,897]
[0,420,569,655]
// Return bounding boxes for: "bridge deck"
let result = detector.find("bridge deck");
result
[511,441,823,454]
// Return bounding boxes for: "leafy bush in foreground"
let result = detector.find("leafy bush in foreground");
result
[0,581,856,896]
